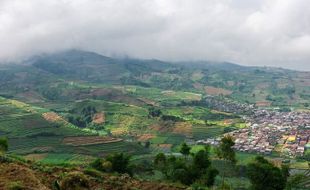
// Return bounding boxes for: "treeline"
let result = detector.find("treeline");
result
[68,106,97,128]
[1,136,309,189]
[88,135,309,190]
[148,107,185,122]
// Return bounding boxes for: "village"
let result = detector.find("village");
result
[198,109,310,158]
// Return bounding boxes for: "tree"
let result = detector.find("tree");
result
[303,151,310,167]
[247,156,287,190]
[193,149,211,172]
[154,143,218,187]
[180,142,191,157]
[145,141,151,148]
[217,135,236,163]
[90,158,112,172]
[204,167,219,187]
[148,107,162,117]
[154,153,167,169]
[106,153,132,175]
[0,137,8,154]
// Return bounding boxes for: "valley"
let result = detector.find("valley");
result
[0,50,309,189]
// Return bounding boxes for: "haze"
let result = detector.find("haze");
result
[0,0,310,70]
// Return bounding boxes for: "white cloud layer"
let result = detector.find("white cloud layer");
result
[0,0,309,70]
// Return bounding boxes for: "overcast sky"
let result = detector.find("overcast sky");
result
[0,0,310,70]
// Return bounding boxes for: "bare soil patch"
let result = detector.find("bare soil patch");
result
[158,144,173,148]
[137,134,155,142]
[172,122,192,137]
[204,86,232,96]
[255,101,271,107]
[92,112,105,124]
[24,153,48,161]
[42,112,65,123]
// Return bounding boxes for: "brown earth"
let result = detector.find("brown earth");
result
[24,153,48,161]
[0,162,49,190]
[0,161,186,190]
[204,86,232,96]
[63,136,122,146]
[193,82,204,90]
[42,112,65,123]
[255,101,272,107]
[92,112,105,124]
[158,144,173,149]
[172,122,193,137]
[137,134,156,142]
[149,123,171,133]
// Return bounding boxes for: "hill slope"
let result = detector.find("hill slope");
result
[0,50,309,107]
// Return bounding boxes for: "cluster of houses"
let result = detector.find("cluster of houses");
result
[204,96,254,114]
[228,125,310,157]
[198,109,310,158]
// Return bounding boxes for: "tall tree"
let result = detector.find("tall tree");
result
[247,156,287,190]
[180,142,191,158]
[217,135,236,163]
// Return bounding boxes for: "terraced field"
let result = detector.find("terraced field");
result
[63,136,122,146]
[1,96,147,159]
[193,125,225,139]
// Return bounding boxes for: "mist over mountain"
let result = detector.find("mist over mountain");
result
[0,0,310,70]
[1,1,310,190]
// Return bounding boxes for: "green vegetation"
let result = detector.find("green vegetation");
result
[154,145,219,186]
[215,135,236,163]
[0,137,8,153]
[0,50,309,189]
[59,172,90,190]
[247,156,288,190]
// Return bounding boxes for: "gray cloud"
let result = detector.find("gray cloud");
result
[0,0,309,70]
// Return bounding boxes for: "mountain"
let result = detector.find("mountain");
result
[0,50,309,107]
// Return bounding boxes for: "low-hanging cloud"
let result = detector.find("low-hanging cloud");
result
[0,0,309,70]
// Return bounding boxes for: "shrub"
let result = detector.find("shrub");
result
[7,181,25,190]
[90,158,112,172]
[0,137,8,153]
[83,168,102,179]
[106,153,132,175]
[59,172,90,190]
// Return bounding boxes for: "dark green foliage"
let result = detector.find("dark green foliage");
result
[154,153,166,166]
[155,144,218,186]
[68,116,87,128]
[204,167,219,187]
[193,150,211,172]
[90,158,112,172]
[106,153,132,175]
[278,107,291,112]
[247,156,287,190]
[68,106,97,128]
[161,115,184,122]
[216,135,236,163]
[148,107,162,117]
[52,180,61,190]
[40,87,61,100]
[180,142,191,157]
[90,158,105,171]
[0,137,8,153]
[144,141,151,148]
[26,132,57,138]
